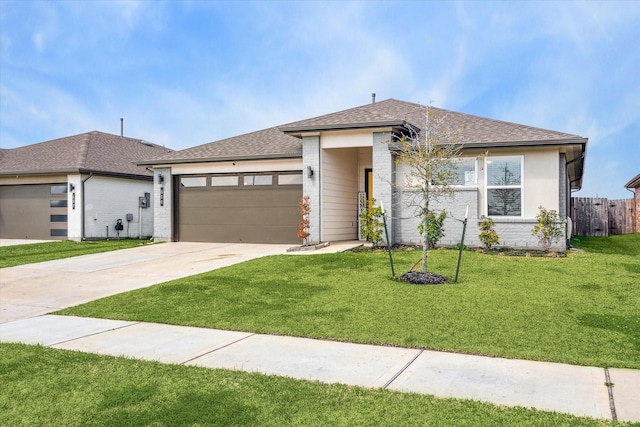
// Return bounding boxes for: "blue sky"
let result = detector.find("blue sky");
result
[1,0,638,198]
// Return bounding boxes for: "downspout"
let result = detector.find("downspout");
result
[567,153,585,190]
[566,152,585,247]
[81,173,94,240]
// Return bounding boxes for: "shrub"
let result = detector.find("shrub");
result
[418,210,447,250]
[360,199,384,247]
[532,206,564,251]
[478,216,499,250]
[297,196,311,245]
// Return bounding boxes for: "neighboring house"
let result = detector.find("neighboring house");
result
[140,99,587,250]
[624,173,640,233]
[0,131,171,241]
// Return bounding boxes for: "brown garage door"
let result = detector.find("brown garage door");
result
[0,184,68,240]
[177,172,302,244]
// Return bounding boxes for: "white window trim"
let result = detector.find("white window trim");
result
[485,155,524,218]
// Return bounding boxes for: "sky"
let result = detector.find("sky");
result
[1,0,638,199]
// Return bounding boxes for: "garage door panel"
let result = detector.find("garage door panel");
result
[180,207,299,227]
[177,174,302,244]
[179,224,298,244]
[0,184,66,240]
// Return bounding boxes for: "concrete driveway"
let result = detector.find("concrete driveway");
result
[0,242,290,323]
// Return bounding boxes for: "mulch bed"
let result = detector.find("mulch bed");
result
[399,271,447,285]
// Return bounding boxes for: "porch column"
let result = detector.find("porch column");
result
[302,135,321,244]
[372,131,394,245]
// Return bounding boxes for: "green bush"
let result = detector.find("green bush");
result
[360,199,384,247]
[418,210,447,249]
[478,216,499,250]
[532,206,564,251]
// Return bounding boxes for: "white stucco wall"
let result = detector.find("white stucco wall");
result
[521,148,560,216]
[320,130,373,149]
[83,176,154,239]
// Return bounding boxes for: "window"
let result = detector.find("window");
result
[180,177,206,187]
[486,156,522,216]
[50,229,68,237]
[211,175,239,186]
[277,174,303,185]
[50,200,68,208]
[244,175,272,186]
[50,184,68,194]
[452,158,477,186]
[50,215,68,222]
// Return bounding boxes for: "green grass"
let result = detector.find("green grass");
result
[0,343,627,427]
[0,239,153,268]
[58,234,640,369]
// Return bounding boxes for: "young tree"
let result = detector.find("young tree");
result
[393,106,464,272]
[532,206,564,251]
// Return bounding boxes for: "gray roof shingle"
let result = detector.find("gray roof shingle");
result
[0,131,172,177]
[141,98,586,166]
[147,126,301,165]
[280,99,584,144]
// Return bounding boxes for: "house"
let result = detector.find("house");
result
[140,99,587,250]
[0,131,172,241]
[624,173,640,233]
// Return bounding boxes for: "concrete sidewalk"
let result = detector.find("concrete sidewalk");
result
[1,241,638,422]
[1,314,638,422]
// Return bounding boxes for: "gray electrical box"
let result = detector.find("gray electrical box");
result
[126,213,133,221]
[138,192,151,208]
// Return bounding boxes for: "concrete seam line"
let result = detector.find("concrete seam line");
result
[382,349,424,389]
[181,333,257,365]
[604,368,617,421]
[47,321,142,346]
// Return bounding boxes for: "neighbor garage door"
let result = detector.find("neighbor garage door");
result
[177,172,302,244]
[0,183,68,240]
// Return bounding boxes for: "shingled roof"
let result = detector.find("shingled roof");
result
[280,99,585,145]
[140,98,587,170]
[0,131,172,178]
[142,126,301,165]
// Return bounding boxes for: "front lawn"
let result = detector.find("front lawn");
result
[0,239,152,268]
[0,343,621,427]
[58,234,640,369]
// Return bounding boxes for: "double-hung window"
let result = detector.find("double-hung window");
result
[486,156,523,216]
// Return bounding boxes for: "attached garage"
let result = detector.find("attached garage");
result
[0,183,68,240]
[176,172,302,244]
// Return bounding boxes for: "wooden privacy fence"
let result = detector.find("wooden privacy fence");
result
[571,197,635,236]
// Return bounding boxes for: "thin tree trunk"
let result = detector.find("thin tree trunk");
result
[422,214,428,272]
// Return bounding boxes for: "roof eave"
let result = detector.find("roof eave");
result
[0,168,79,176]
[0,168,153,180]
[137,152,303,167]
[624,173,640,189]
[460,137,587,150]
[279,120,415,138]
